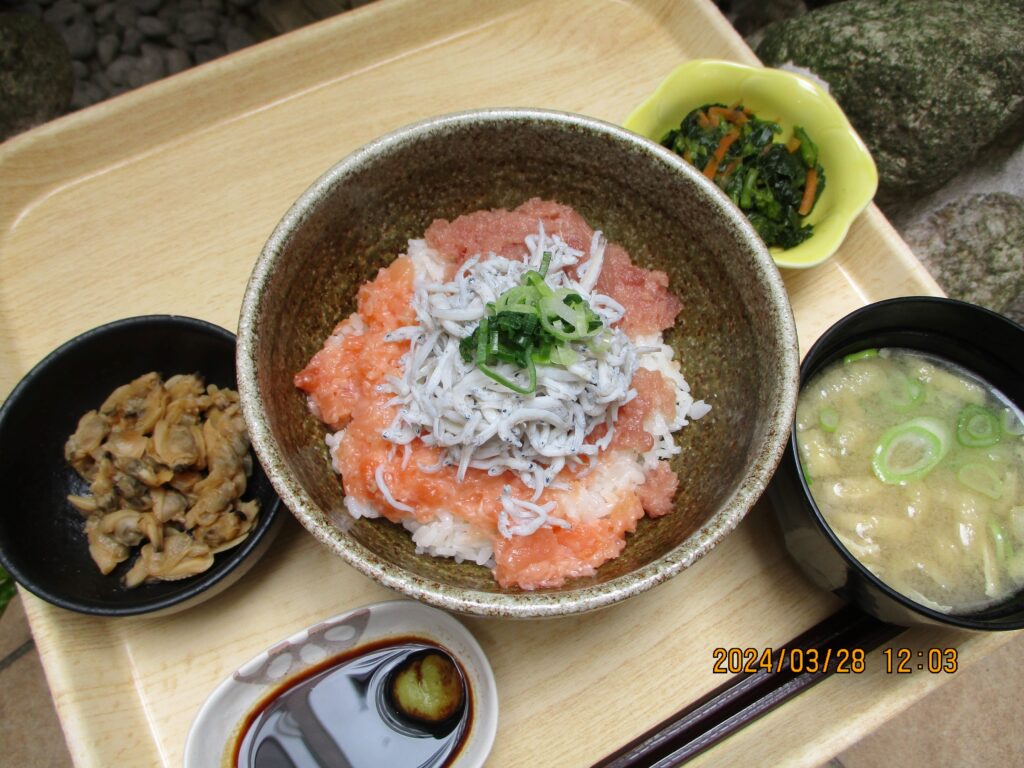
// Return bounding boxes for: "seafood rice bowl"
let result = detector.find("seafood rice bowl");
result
[295,199,711,590]
[237,108,798,617]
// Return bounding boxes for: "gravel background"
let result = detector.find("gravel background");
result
[6,0,266,112]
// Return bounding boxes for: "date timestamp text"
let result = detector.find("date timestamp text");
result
[711,647,959,675]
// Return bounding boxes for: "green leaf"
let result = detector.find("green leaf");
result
[0,566,15,618]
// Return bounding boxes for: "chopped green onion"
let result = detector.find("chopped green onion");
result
[538,251,552,277]
[958,463,1004,500]
[1001,407,1024,436]
[476,316,489,362]
[800,460,813,488]
[881,375,925,412]
[843,348,878,364]
[504,303,539,315]
[871,417,950,484]
[589,330,612,354]
[524,271,553,297]
[956,404,1001,447]
[460,258,604,393]
[988,517,1012,562]
[819,406,839,433]
[548,346,578,366]
[479,349,536,395]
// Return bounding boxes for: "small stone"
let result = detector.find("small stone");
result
[134,0,162,12]
[137,15,168,37]
[136,41,167,81]
[113,1,137,27]
[162,46,190,74]
[178,0,200,11]
[223,25,253,52]
[227,0,256,6]
[70,79,106,110]
[179,10,216,42]
[43,0,82,26]
[166,31,184,48]
[201,0,224,12]
[194,41,225,64]
[105,54,136,86]
[92,70,114,94]
[60,18,96,59]
[96,31,118,64]
[82,0,106,8]
[157,5,176,23]
[95,2,115,23]
[121,26,141,53]
[71,59,88,79]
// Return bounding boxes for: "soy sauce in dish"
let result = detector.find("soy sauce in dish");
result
[233,638,470,768]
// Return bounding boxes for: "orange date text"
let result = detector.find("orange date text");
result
[711,647,866,675]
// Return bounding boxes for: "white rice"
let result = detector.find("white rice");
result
[402,511,495,567]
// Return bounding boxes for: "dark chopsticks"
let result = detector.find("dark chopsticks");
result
[592,606,904,768]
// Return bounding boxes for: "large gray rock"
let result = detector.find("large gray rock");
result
[756,0,1024,207]
[0,12,73,142]
[903,192,1024,324]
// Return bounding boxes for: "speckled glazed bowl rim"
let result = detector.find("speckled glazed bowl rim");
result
[0,314,284,617]
[624,58,879,270]
[788,297,1024,630]
[237,108,798,618]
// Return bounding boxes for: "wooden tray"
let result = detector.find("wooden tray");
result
[1,0,1015,766]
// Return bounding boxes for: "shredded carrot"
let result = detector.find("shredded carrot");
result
[697,110,712,130]
[708,106,748,125]
[786,136,802,153]
[703,129,740,180]
[799,167,818,216]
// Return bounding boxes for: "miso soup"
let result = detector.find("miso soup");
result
[796,347,1024,613]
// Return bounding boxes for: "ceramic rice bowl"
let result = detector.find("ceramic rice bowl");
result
[237,108,798,618]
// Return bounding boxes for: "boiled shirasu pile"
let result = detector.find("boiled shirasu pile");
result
[378,225,643,538]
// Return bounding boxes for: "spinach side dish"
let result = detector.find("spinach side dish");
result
[661,103,826,249]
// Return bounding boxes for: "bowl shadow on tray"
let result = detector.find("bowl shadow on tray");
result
[241,109,798,615]
[0,315,283,618]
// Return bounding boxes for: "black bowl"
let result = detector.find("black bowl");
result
[0,316,283,617]
[769,297,1024,629]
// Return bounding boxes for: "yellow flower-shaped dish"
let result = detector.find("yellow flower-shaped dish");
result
[624,59,878,269]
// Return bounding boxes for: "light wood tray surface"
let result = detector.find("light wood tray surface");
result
[0,1,1014,766]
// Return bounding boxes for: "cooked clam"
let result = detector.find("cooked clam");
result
[64,372,259,587]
